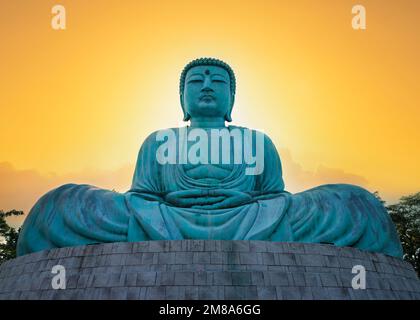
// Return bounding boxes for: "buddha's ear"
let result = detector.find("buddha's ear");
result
[225,94,235,122]
[180,94,191,121]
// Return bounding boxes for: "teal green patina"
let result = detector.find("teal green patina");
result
[17,58,403,258]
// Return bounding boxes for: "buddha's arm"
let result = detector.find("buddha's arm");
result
[129,131,164,199]
[252,134,287,197]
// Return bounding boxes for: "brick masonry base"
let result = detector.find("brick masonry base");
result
[0,240,419,300]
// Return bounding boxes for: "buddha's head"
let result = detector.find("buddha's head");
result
[179,57,236,123]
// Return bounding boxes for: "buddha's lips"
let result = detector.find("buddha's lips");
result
[200,95,214,101]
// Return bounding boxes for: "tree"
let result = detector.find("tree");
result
[386,193,420,277]
[0,210,23,264]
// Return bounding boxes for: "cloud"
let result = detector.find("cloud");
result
[0,162,134,227]
[279,148,369,193]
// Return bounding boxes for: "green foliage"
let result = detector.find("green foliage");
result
[386,192,420,277]
[0,210,23,264]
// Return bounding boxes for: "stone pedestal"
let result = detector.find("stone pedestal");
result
[0,240,419,300]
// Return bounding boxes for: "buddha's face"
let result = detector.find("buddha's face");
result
[182,65,233,120]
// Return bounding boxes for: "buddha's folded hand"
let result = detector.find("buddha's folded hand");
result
[164,189,252,209]
[191,189,253,209]
[164,189,225,207]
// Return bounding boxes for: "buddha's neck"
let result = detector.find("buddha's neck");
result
[189,117,226,128]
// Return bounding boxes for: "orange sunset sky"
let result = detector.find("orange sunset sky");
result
[1,0,419,228]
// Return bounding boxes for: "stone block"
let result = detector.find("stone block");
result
[224,286,246,300]
[66,274,79,289]
[319,273,339,287]
[261,252,275,265]
[231,272,252,285]
[348,288,369,300]
[336,271,353,288]
[109,287,128,300]
[210,252,227,264]
[292,273,306,287]
[226,252,241,264]
[204,240,216,252]
[298,254,326,267]
[213,272,232,285]
[324,255,340,268]
[124,273,137,287]
[220,241,233,252]
[205,264,224,271]
[267,266,288,272]
[193,252,211,264]
[249,241,268,252]
[251,271,265,286]
[184,286,199,299]
[136,271,156,286]
[266,242,286,253]
[29,276,44,291]
[304,273,321,287]
[232,241,250,252]
[126,287,141,300]
[132,241,150,253]
[111,242,133,254]
[92,274,109,287]
[168,264,183,272]
[141,252,156,265]
[277,286,305,300]
[165,286,181,299]
[327,287,351,300]
[40,290,56,300]
[125,253,143,265]
[156,272,175,286]
[158,252,176,264]
[265,272,289,286]
[276,253,297,265]
[310,287,331,299]
[174,272,194,286]
[287,243,306,254]
[198,286,219,299]
[245,264,267,272]
[338,257,354,268]
[338,246,355,258]
[175,252,193,264]
[257,286,277,299]
[287,266,306,273]
[194,271,212,285]
[187,240,205,252]
[77,274,93,288]
[107,273,125,287]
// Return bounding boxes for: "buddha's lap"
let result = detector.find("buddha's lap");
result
[30,182,383,216]
[18,182,402,258]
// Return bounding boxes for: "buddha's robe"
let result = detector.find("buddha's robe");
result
[17,126,403,258]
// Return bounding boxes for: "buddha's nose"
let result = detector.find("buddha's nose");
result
[201,77,213,91]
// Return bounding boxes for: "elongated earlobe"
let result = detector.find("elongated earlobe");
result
[183,113,191,121]
[180,94,190,121]
[225,95,235,122]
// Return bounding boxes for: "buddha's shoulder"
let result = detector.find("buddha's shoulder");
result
[228,126,275,142]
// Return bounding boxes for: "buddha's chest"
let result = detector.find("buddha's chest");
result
[156,127,261,187]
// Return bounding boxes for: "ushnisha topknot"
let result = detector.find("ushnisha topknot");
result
[179,57,236,96]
